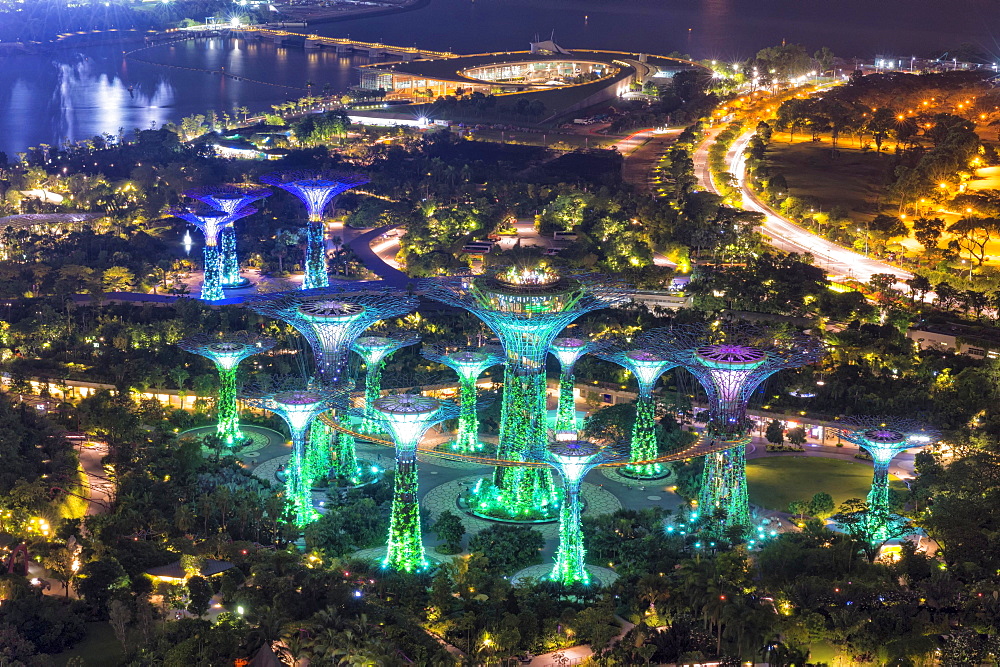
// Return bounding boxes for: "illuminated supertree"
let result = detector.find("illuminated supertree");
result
[596,344,679,478]
[663,324,824,534]
[172,205,257,301]
[364,393,461,572]
[550,337,601,432]
[184,184,271,289]
[537,436,625,585]
[834,416,939,529]
[260,171,370,289]
[177,333,276,447]
[352,332,421,434]
[244,287,418,480]
[421,266,629,520]
[421,343,504,453]
[243,386,342,527]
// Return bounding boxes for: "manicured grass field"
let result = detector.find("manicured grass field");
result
[52,622,123,666]
[746,455,906,513]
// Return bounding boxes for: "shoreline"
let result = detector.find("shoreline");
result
[279,0,431,26]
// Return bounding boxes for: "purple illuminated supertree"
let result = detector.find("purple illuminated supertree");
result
[656,324,825,535]
[421,343,504,452]
[172,205,257,301]
[184,184,271,289]
[259,171,370,290]
[352,332,421,434]
[550,337,602,433]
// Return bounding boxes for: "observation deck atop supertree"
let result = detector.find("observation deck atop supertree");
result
[172,205,257,301]
[352,332,421,434]
[421,343,504,453]
[260,171,370,290]
[421,265,629,520]
[660,323,825,535]
[834,416,939,533]
[550,337,601,433]
[184,184,272,289]
[177,333,276,448]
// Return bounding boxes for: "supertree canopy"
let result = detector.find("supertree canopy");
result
[550,337,601,433]
[260,170,370,290]
[537,435,625,586]
[596,343,678,478]
[421,343,504,453]
[834,416,939,529]
[184,184,272,289]
[172,205,257,301]
[365,393,461,572]
[421,266,629,520]
[177,333,276,447]
[243,385,343,527]
[352,332,421,434]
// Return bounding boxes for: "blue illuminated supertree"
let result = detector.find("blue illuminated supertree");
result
[421,343,504,453]
[184,184,271,289]
[550,337,601,432]
[244,287,418,480]
[422,266,629,520]
[177,333,275,447]
[172,205,257,301]
[352,332,421,434]
[663,324,825,535]
[260,171,370,289]
[243,385,343,527]
[596,343,679,478]
[834,416,939,534]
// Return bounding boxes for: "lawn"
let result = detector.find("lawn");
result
[746,456,906,513]
[51,622,123,666]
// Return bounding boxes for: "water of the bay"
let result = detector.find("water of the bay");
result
[0,0,998,156]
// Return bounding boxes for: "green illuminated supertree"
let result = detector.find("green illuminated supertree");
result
[835,416,939,535]
[421,267,629,520]
[260,171,369,290]
[172,205,257,301]
[421,343,504,453]
[184,185,271,289]
[177,333,276,447]
[663,324,824,536]
[537,436,625,586]
[361,393,461,572]
[243,386,342,527]
[550,337,601,432]
[596,344,678,478]
[352,332,421,434]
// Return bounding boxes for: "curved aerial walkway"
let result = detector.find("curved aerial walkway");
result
[346,223,412,288]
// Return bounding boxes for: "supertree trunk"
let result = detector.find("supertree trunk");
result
[627,391,663,476]
[493,370,556,514]
[359,360,384,434]
[555,371,577,432]
[550,478,589,585]
[201,244,225,301]
[385,445,425,571]
[698,443,751,532]
[332,429,360,479]
[453,376,481,453]
[307,420,333,483]
[216,366,242,446]
[303,219,328,289]
[288,430,318,527]
[220,227,241,287]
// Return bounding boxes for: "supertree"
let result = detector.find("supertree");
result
[172,205,257,301]
[537,436,625,586]
[421,343,504,453]
[834,416,939,529]
[177,333,276,447]
[363,393,461,572]
[595,343,679,478]
[244,287,418,480]
[421,266,630,520]
[550,337,601,432]
[260,170,370,290]
[243,385,343,527]
[184,184,272,289]
[352,332,421,434]
[661,324,825,535]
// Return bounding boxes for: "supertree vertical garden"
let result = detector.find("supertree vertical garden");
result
[177,333,276,447]
[243,386,342,527]
[421,265,629,520]
[595,344,679,478]
[550,337,601,432]
[834,416,939,533]
[351,332,421,434]
[538,436,625,585]
[244,287,419,481]
[364,393,461,572]
[172,206,257,301]
[421,343,504,453]
[664,324,825,536]
[184,185,272,289]
[259,171,370,290]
